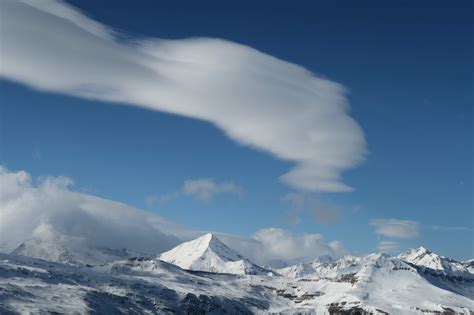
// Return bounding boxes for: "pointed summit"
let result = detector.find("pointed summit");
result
[196,233,229,253]
[398,247,469,274]
[201,232,214,241]
[159,233,271,275]
[398,246,434,262]
[413,246,431,255]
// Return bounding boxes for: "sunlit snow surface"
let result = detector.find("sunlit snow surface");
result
[1,236,473,314]
[159,233,274,276]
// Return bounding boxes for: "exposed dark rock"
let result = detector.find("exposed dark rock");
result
[327,303,370,315]
[180,293,253,314]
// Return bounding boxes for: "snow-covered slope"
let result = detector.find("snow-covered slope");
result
[159,233,273,275]
[1,251,473,314]
[3,233,474,314]
[276,251,474,313]
[0,253,264,314]
[11,236,136,266]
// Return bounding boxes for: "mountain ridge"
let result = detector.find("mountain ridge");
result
[11,235,137,266]
[4,234,473,314]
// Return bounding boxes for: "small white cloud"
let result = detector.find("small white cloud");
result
[158,191,181,204]
[370,218,419,239]
[160,179,243,203]
[376,240,400,253]
[281,192,306,209]
[429,225,472,232]
[248,228,346,263]
[144,194,159,208]
[31,222,58,241]
[281,192,340,224]
[32,141,43,160]
[351,205,362,214]
[183,179,242,201]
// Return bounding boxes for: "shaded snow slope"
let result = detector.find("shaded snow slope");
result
[463,259,474,274]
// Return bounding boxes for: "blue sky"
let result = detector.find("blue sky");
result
[0,0,472,259]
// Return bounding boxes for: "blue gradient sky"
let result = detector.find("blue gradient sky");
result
[1,0,472,259]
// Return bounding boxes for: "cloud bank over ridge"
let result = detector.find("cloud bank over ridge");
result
[1,0,366,192]
[0,166,183,254]
[0,167,346,265]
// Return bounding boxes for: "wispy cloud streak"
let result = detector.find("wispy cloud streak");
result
[370,219,420,239]
[158,178,243,203]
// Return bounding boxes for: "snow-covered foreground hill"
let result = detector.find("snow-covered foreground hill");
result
[1,234,473,314]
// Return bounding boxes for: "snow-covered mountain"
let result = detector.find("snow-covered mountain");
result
[159,233,273,275]
[398,246,471,275]
[3,235,473,314]
[1,249,473,314]
[278,255,335,278]
[12,237,78,264]
[11,236,137,266]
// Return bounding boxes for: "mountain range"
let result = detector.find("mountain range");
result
[1,233,473,314]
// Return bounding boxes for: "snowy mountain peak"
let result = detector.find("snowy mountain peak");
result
[417,245,430,252]
[399,246,438,262]
[201,232,218,243]
[160,233,243,264]
[11,236,137,266]
[411,246,431,256]
[159,233,270,275]
[12,238,77,264]
[313,254,334,264]
[399,246,470,275]
[193,232,215,245]
[198,233,242,259]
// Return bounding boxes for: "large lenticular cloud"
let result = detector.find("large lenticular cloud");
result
[0,0,366,192]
